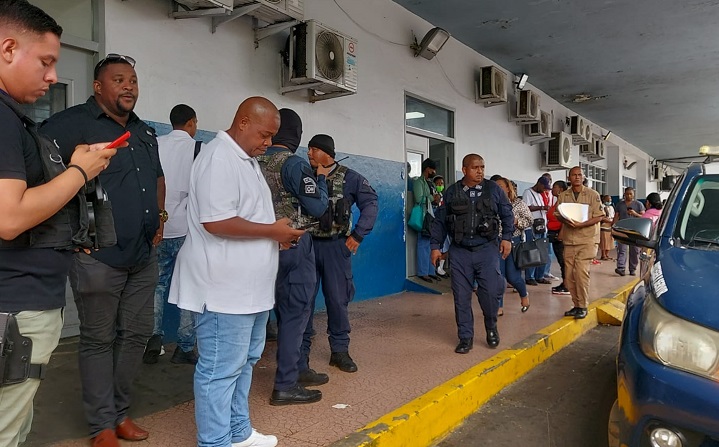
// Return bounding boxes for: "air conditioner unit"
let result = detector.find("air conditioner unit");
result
[568,116,591,145]
[525,110,552,137]
[661,175,676,191]
[475,66,507,105]
[542,132,572,169]
[516,90,540,120]
[592,138,606,160]
[651,164,663,181]
[579,142,593,156]
[234,0,304,23]
[284,20,357,99]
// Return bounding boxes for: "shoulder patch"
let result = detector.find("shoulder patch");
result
[300,175,318,196]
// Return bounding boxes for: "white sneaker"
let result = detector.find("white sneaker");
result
[232,429,278,447]
[544,274,560,281]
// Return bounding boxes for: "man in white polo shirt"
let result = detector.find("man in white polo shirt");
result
[169,97,304,447]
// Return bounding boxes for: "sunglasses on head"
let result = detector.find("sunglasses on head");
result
[94,53,136,78]
[98,53,136,68]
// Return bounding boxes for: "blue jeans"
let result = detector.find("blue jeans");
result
[499,236,529,307]
[416,234,435,276]
[194,310,269,447]
[543,240,555,277]
[153,236,195,352]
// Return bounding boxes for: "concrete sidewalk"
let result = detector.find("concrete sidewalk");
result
[28,257,635,447]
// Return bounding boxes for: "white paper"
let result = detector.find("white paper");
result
[558,203,589,222]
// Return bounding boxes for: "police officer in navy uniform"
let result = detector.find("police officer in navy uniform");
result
[304,134,378,373]
[430,154,514,353]
[256,108,332,406]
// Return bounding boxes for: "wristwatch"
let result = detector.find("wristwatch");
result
[159,209,169,223]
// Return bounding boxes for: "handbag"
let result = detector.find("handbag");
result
[513,236,549,269]
[421,197,435,237]
[408,204,424,232]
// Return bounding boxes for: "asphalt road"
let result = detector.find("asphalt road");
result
[436,324,619,447]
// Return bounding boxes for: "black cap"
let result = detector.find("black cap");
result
[308,134,335,158]
[273,108,303,152]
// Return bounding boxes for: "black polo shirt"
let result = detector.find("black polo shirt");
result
[40,96,163,268]
[0,90,71,312]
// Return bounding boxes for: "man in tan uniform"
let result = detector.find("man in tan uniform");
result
[554,166,605,319]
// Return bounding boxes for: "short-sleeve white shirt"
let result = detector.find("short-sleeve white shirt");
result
[158,130,198,238]
[169,131,278,314]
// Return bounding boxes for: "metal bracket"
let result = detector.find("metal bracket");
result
[255,19,299,47]
[525,136,554,146]
[482,100,507,108]
[212,4,262,33]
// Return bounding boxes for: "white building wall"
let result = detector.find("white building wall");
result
[103,0,656,195]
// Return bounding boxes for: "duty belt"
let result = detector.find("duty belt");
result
[452,240,495,252]
[312,234,347,240]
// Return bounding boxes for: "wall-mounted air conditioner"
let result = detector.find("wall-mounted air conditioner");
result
[661,175,676,191]
[591,138,606,160]
[525,110,552,138]
[235,0,304,23]
[651,164,663,181]
[516,90,540,121]
[568,116,591,145]
[579,142,593,156]
[282,20,357,101]
[542,132,572,169]
[475,66,507,106]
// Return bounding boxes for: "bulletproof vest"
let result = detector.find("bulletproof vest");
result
[445,180,500,245]
[0,94,114,250]
[256,150,318,229]
[308,165,351,237]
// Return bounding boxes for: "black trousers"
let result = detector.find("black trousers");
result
[274,235,317,391]
[70,252,156,436]
[548,231,566,281]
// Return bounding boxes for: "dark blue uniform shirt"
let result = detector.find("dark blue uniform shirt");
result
[341,167,378,243]
[40,96,163,268]
[430,179,513,249]
[265,146,329,218]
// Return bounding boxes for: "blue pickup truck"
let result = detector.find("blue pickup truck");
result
[609,161,719,447]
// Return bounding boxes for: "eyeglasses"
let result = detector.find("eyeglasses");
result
[94,53,136,78]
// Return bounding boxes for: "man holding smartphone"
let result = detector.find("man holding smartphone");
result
[0,2,117,445]
[256,108,332,405]
[40,53,164,446]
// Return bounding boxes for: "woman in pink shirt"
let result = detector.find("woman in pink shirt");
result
[644,192,663,228]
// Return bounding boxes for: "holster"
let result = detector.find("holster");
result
[0,313,45,387]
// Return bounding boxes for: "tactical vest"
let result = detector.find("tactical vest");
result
[256,150,318,229]
[308,165,351,238]
[445,180,500,245]
[0,94,111,250]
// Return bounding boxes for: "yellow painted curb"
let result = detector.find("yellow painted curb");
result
[330,278,641,447]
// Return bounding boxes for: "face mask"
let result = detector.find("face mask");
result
[604,202,612,206]
[436,185,444,193]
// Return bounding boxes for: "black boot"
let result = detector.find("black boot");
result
[298,368,329,386]
[329,352,358,372]
[486,328,500,348]
[270,384,322,406]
